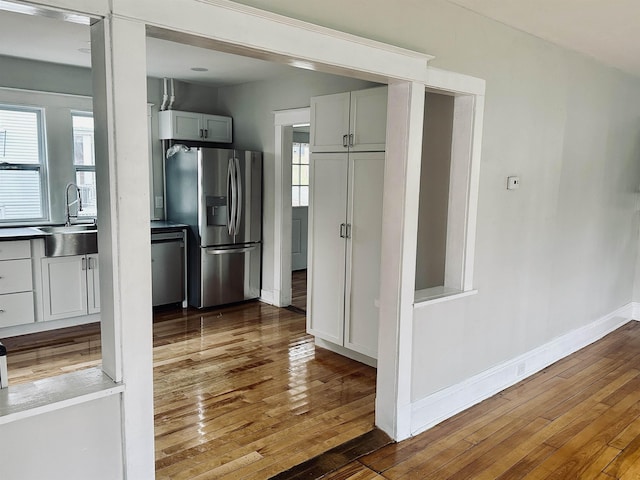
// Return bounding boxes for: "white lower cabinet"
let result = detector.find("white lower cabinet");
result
[41,254,100,321]
[0,240,35,328]
[0,292,34,328]
[307,151,385,359]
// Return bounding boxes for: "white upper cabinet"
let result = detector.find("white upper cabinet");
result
[201,115,233,142]
[310,92,351,152]
[349,88,387,152]
[158,110,232,143]
[310,86,387,153]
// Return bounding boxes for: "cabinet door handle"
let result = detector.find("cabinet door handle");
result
[346,223,352,238]
[82,258,87,271]
[349,133,354,147]
[339,223,346,238]
[199,128,204,138]
[342,134,348,148]
[204,129,208,139]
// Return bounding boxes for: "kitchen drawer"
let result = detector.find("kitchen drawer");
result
[0,240,31,261]
[0,259,33,294]
[0,291,35,328]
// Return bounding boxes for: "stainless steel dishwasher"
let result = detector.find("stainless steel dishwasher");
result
[151,230,187,307]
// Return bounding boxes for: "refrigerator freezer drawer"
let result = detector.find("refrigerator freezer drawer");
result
[199,243,261,308]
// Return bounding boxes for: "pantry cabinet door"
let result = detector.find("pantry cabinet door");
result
[307,152,348,345]
[344,152,385,358]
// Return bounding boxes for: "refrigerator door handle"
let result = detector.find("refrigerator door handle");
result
[234,157,242,235]
[205,244,258,255]
[227,158,236,236]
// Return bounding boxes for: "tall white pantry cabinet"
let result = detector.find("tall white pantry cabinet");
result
[307,86,387,361]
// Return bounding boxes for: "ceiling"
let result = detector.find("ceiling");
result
[1,2,640,85]
[445,0,640,78]
[0,8,296,87]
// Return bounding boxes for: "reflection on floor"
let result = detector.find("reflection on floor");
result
[291,269,307,313]
[4,322,101,384]
[3,301,376,479]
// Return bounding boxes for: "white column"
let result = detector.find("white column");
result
[91,17,155,478]
[376,82,425,441]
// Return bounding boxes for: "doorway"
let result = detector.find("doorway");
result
[290,125,310,313]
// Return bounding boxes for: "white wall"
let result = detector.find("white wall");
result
[0,396,123,480]
[147,78,220,219]
[215,69,377,296]
[415,92,454,290]
[3,0,640,472]
[0,55,167,223]
[0,54,224,223]
[229,0,640,402]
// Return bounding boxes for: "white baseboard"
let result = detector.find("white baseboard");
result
[632,302,640,320]
[410,303,635,437]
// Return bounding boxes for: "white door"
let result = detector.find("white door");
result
[41,255,88,321]
[291,206,308,271]
[349,87,388,152]
[307,152,348,345]
[344,152,385,358]
[310,92,350,153]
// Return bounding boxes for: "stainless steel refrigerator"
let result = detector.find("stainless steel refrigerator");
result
[165,145,262,308]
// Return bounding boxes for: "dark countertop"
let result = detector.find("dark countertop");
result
[0,222,187,241]
[150,221,188,233]
[0,227,46,241]
[0,220,188,242]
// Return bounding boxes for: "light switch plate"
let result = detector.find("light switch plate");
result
[507,176,520,190]
[155,196,164,208]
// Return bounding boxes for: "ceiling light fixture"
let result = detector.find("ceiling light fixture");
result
[190,67,209,72]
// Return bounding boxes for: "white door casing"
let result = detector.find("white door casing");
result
[272,107,310,307]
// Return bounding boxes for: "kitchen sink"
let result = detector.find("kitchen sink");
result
[37,225,98,257]
[37,225,96,234]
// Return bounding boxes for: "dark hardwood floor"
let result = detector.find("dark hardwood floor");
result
[322,321,640,479]
[3,301,376,479]
[7,306,640,478]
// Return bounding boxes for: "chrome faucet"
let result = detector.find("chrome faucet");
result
[64,182,83,227]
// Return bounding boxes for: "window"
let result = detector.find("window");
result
[0,106,47,222]
[292,142,309,206]
[72,113,96,217]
